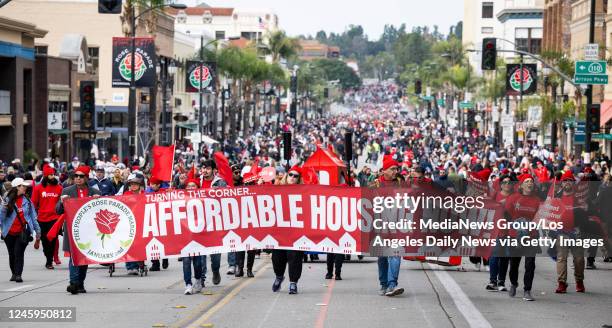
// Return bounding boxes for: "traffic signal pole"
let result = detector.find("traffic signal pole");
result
[585,0,596,165]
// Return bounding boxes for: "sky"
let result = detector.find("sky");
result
[185,0,464,39]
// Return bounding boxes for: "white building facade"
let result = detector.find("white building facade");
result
[463,0,544,74]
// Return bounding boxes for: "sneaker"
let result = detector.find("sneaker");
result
[14,275,23,283]
[184,284,193,295]
[77,283,86,293]
[325,273,333,280]
[247,269,254,278]
[379,287,388,296]
[335,274,342,281]
[193,280,202,293]
[523,290,534,301]
[288,282,298,294]
[149,265,161,272]
[212,270,221,285]
[162,259,169,269]
[385,287,404,297]
[576,280,585,293]
[555,282,568,294]
[9,274,16,282]
[497,283,507,292]
[509,285,517,297]
[486,282,498,291]
[235,267,244,277]
[46,264,54,270]
[200,278,206,288]
[272,276,284,292]
[227,266,236,275]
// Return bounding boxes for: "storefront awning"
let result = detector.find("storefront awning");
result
[176,123,197,130]
[49,129,70,135]
[602,100,612,127]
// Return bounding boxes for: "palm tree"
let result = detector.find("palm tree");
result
[263,30,301,63]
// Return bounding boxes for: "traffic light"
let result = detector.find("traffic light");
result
[482,38,497,70]
[588,104,600,133]
[98,0,122,14]
[415,80,422,95]
[79,81,95,131]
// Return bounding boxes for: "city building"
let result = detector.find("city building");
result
[167,4,278,43]
[2,0,177,161]
[463,0,544,74]
[298,40,340,60]
[542,0,573,53]
[0,15,47,161]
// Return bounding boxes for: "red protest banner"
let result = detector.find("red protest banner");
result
[63,185,366,266]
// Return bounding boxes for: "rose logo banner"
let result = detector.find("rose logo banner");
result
[64,185,367,266]
[63,184,509,266]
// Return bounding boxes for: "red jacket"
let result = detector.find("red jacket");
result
[31,183,62,222]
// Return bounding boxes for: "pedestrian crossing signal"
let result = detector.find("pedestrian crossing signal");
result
[98,0,122,14]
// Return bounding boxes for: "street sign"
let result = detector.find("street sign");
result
[574,121,586,144]
[574,75,608,84]
[584,43,599,60]
[459,101,473,109]
[593,133,612,140]
[574,60,608,85]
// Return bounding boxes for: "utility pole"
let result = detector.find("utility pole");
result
[585,0,596,164]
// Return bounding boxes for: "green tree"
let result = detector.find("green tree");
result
[263,30,301,63]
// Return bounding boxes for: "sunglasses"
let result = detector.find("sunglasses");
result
[288,173,300,178]
[74,174,86,178]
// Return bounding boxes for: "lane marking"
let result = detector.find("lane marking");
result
[186,262,270,328]
[255,290,280,328]
[4,285,34,292]
[428,264,492,328]
[314,278,336,328]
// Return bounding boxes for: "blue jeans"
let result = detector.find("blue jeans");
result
[202,253,221,279]
[182,256,203,285]
[68,257,88,285]
[125,262,139,270]
[228,252,236,267]
[378,256,401,289]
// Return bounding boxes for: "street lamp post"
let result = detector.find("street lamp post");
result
[128,2,186,159]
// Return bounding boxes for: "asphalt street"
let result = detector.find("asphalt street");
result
[0,244,610,328]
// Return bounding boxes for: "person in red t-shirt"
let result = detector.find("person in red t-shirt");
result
[504,173,541,301]
[32,165,62,269]
[554,170,585,293]
[123,174,145,275]
[486,172,517,292]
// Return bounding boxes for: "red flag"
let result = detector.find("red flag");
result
[213,152,234,187]
[250,159,261,176]
[151,145,175,182]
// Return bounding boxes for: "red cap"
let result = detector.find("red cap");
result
[185,178,200,188]
[561,170,575,181]
[583,166,593,174]
[42,165,55,177]
[382,154,399,171]
[111,154,119,162]
[75,166,90,176]
[518,173,534,184]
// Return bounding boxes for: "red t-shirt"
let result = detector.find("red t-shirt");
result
[495,192,511,206]
[201,179,212,189]
[504,193,541,221]
[32,184,62,222]
[8,197,25,235]
[559,194,576,231]
[77,187,89,198]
